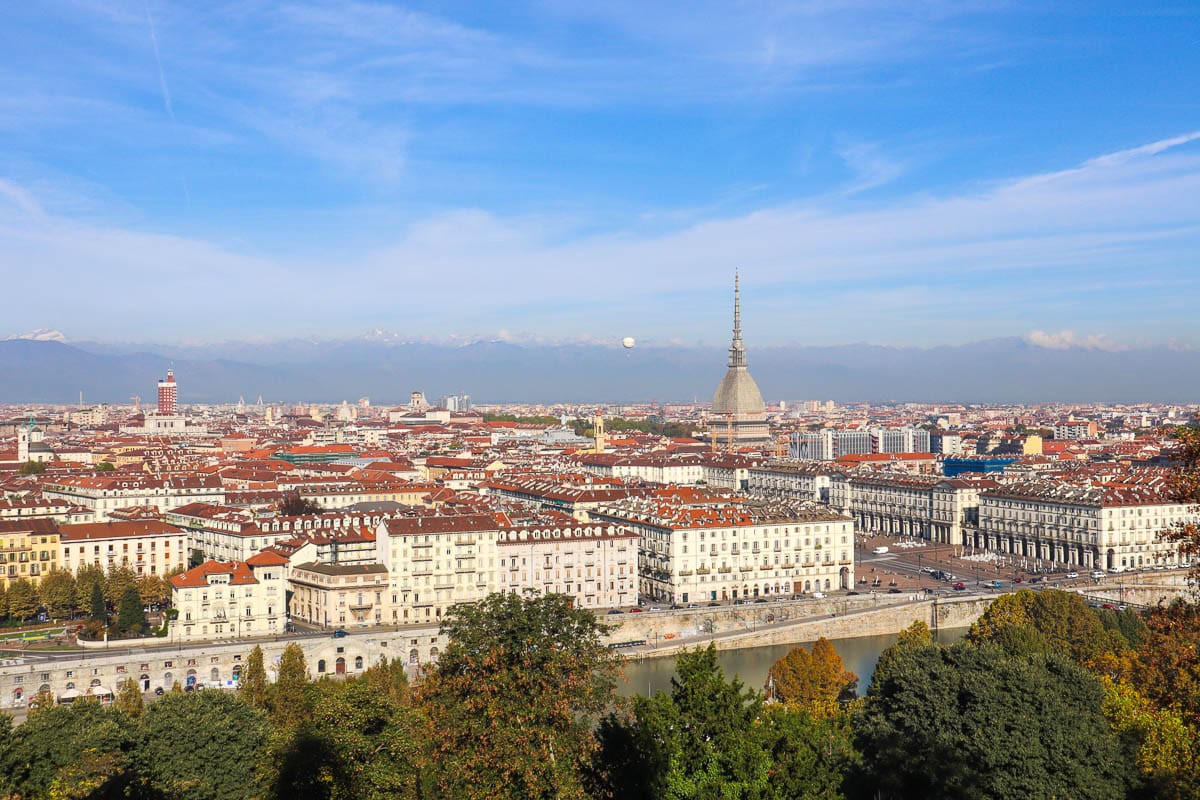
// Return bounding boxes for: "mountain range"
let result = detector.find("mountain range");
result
[1,335,1198,406]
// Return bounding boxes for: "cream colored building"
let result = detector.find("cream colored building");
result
[594,498,854,604]
[59,520,187,577]
[289,562,390,628]
[170,552,288,642]
[375,513,500,624]
[496,518,639,609]
[976,481,1195,572]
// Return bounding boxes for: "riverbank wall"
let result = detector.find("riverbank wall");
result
[621,595,992,660]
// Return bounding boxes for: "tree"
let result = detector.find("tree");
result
[279,491,323,516]
[88,579,107,624]
[852,642,1138,800]
[1129,599,1200,727]
[1101,676,1200,799]
[968,588,1126,666]
[114,677,144,717]
[136,575,163,606]
[1159,418,1200,581]
[39,567,77,619]
[95,461,116,471]
[136,690,270,800]
[6,578,38,621]
[116,586,147,635]
[105,564,138,606]
[274,678,424,800]
[756,704,858,800]
[420,592,620,800]
[18,460,46,475]
[766,637,858,715]
[75,562,106,610]
[0,701,138,799]
[895,620,933,649]
[271,642,311,730]
[592,644,769,800]
[240,645,269,710]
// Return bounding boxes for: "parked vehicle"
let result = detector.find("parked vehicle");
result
[1090,570,1106,579]
[872,546,889,555]
[953,582,966,590]
[1066,571,1079,579]
[332,629,348,638]
[989,580,1004,589]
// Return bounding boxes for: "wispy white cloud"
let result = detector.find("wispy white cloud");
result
[3,132,1199,345]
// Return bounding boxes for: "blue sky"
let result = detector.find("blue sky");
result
[1,1,1199,348]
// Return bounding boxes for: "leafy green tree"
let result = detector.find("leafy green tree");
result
[95,461,116,471]
[38,567,76,618]
[756,704,858,800]
[18,460,46,475]
[894,620,933,649]
[969,588,1126,666]
[270,642,311,730]
[6,577,38,621]
[115,677,144,717]
[136,573,164,607]
[274,678,424,800]
[75,562,106,610]
[420,591,619,800]
[0,701,137,799]
[116,586,147,635]
[593,644,769,800]
[136,690,269,800]
[1101,676,1200,799]
[0,583,7,621]
[105,564,138,605]
[89,579,107,624]
[240,645,269,710]
[853,642,1138,800]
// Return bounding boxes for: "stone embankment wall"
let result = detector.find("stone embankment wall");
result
[617,596,993,660]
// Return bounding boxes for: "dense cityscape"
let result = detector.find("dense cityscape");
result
[6,2,1200,798]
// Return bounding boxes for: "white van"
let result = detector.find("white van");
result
[872,546,889,555]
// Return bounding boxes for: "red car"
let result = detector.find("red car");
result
[1013,577,1023,584]
[953,582,966,590]
[629,608,643,613]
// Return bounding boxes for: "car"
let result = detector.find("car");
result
[1066,571,1079,579]
[184,684,195,692]
[1028,577,1043,584]
[670,604,683,610]
[953,582,966,590]
[989,581,1004,589]
[154,686,165,696]
[1090,570,1107,579]
[708,602,721,607]
[871,546,889,555]
[811,591,826,599]
[607,609,624,615]
[753,598,768,604]
[629,608,643,613]
[846,591,860,596]
[332,629,348,638]
[686,603,700,608]
[887,588,902,594]
[1012,577,1023,584]
[733,599,747,605]
[1102,603,1117,610]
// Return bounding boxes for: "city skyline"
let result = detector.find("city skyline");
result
[2,2,1199,347]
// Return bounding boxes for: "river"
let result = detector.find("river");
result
[617,628,969,698]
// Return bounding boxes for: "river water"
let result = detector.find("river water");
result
[617,628,969,698]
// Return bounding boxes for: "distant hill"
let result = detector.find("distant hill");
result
[1,337,1198,405]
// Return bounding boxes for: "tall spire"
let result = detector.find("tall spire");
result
[728,271,747,369]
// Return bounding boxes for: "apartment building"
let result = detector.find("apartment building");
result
[0,519,60,589]
[593,498,854,604]
[170,552,288,642]
[976,480,1194,571]
[289,563,390,628]
[745,460,835,502]
[829,471,998,545]
[58,520,187,577]
[42,475,225,520]
[495,516,639,609]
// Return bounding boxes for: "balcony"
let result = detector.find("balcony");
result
[718,567,733,574]
[696,568,711,575]
[739,566,754,573]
